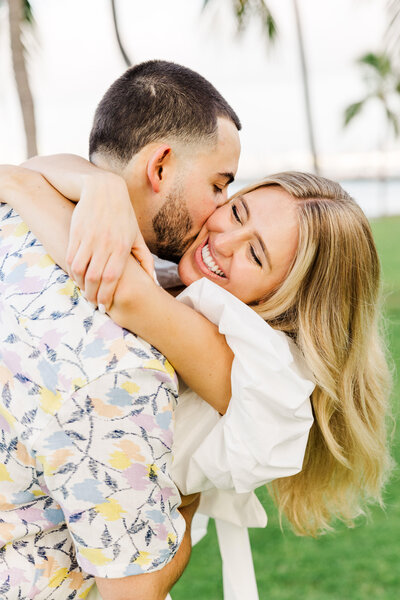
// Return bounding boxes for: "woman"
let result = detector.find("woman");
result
[0,165,392,598]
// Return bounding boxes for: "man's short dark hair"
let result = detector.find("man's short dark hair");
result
[89,60,241,164]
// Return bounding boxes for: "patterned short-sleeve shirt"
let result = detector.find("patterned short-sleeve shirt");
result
[0,205,184,599]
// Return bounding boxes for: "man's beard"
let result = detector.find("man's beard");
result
[152,189,195,263]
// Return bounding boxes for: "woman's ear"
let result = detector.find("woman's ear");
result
[146,145,172,193]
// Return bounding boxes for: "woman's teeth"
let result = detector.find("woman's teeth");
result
[201,243,226,277]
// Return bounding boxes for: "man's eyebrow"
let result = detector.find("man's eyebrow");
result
[239,196,272,270]
[218,172,235,185]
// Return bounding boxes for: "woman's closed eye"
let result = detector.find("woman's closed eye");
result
[231,203,241,223]
[232,203,263,267]
[250,245,262,267]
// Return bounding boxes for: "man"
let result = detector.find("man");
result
[0,60,241,599]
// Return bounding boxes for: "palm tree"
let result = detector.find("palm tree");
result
[292,0,319,174]
[344,52,400,214]
[344,53,400,137]
[7,0,37,157]
[202,0,320,174]
[110,0,133,67]
[203,0,277,41]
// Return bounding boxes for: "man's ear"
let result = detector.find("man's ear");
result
[146,145,172,193]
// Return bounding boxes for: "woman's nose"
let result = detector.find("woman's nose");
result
[213,229,250,256]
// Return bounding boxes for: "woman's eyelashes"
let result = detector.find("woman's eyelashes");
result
[231,203,241,223]
[250,246,262,267]
[232,203,263,267]
[214,184,223,194]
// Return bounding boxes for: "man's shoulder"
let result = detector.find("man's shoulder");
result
[0,204,176,393]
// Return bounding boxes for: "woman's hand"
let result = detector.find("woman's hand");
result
[66,172,154,310]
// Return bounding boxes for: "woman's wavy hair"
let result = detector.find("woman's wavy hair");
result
[232,172,393,537]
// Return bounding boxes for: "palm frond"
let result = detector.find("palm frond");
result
[256,0,278,42]
[358,52,392,77]
[343,101,365,127]
[23,0,33,25]
[386,106,400,136]
[202,0,277,43]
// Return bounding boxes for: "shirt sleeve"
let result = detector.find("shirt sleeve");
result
[33,368,185,578]
[177,278,315,494]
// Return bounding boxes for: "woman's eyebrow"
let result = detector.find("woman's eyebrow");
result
[239,196,272,270]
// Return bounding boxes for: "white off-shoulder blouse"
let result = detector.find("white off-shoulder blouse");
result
[171,278,315,600]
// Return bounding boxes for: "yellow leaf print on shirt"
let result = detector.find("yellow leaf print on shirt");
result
[39,254,54,268]
[133,551,152,567]
[147,463,159,479]
[79,547,112,566]
[0,365,13,387]
[0,404,16,427]
[78,585,94,600]
[49,567,68,588]
[109,450,131,470]
[167,533,177,546]
[40,387,62,414]
[72,377,87,390]
[144,359,175,379]
[14,222,29,237]
[121,381,140,394]
[58,279,78,297]
[0,464,12,482]
[95,498,126,521]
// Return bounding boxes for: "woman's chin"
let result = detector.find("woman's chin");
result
[177,262,198,287]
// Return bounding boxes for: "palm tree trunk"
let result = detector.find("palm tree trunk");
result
[110,0,133,67]
[292,0,319,174]
[7,0,38,158]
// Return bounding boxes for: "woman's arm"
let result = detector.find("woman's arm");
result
[110,260,233,414]
[1,165,233,414]
[21,154,154,307]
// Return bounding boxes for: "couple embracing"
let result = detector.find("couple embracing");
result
[0,60,392,600]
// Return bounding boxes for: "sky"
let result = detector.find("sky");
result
[1,0,399,182]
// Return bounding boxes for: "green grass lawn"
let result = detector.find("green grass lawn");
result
[173,216,400,600]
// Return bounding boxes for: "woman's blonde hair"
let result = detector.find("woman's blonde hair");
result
[233,172,393,536]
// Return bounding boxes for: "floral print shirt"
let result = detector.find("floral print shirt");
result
[0,205,184,599]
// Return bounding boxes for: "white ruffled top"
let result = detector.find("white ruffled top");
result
[171,278,315,600]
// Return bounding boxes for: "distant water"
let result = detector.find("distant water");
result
[233,178,400,219]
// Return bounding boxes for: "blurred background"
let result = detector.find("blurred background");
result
[1,1,399,598]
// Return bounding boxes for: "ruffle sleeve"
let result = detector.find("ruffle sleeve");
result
[177,278,315,494]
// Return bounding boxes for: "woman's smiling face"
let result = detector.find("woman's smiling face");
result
[177,186,299,304]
